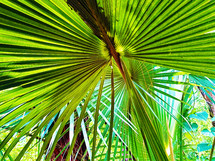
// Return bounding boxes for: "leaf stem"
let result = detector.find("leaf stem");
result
[209,137,215,161]
[107,61,115,161]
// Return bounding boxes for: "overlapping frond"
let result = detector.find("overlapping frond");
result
[96,0,215,78]
[1,0,215,160]
[0,0,109,160]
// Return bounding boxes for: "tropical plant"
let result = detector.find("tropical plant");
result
[0,0,215,160]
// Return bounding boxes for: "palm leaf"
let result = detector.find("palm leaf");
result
[1,0,215,160]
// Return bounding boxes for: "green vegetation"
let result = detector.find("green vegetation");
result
[0,0,215,160]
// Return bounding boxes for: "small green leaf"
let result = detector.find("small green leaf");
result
[197,143,212,152]
[183,122,198,132]
[189,111,208,121]
[201,129,213,137]
[211,127,215,136]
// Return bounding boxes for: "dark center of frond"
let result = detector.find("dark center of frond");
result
[67,0,126,80]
